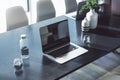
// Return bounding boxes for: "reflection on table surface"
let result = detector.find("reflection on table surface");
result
[0,15,120,80]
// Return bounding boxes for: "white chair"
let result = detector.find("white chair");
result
[57,0,77,38]
[6,6,28,31]
[65,0,77,13]
[37,0,55,45]
[36,0,55,22]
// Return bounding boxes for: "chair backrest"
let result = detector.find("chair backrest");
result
[65,0,77,13]
[37,0,55,45]
[36,0,56,22]
[6,6,28,31]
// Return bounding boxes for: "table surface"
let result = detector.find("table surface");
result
[0,15,120,80]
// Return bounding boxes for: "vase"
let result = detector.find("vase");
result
[86,9,98,29]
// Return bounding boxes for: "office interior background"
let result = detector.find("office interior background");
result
[0,0,120,80]
[0,0,83,33]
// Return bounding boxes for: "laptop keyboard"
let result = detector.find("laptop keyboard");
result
[44,43,88,64]
[46,44,77,58]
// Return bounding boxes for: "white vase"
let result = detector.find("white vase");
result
[86,9,98,29]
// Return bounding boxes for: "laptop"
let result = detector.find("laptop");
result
[39,20,88,64]
[72,1,89,20]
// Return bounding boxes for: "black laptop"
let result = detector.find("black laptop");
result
[39,20,88,64]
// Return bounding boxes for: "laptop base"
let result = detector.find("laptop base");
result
[43,43,88,64]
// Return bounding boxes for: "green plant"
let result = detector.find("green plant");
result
[80,0,98,13]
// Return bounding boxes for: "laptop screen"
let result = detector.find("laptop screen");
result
[39,20,70,53]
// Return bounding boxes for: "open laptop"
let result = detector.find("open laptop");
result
[72,1,89,20]
[39,20,88,64]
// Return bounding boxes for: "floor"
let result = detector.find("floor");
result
[60,52,120,80]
